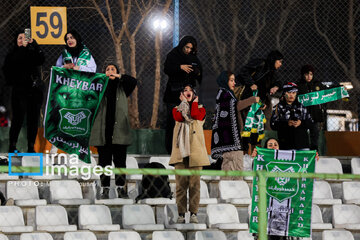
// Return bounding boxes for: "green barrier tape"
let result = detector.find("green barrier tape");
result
[2,166,360,180]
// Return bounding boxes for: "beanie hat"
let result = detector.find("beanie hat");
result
[283,82,298,93]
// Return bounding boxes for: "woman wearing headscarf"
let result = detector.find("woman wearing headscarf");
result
[163,36,202,154]
[2,30,45,152]
[56,30,96,72]
[211,71,259,176]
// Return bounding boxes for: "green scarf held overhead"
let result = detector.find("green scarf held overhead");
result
[61,45,92,66]
[298,86,349,107]
[241,90,266,142]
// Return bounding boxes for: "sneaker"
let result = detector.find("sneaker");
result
[100,188,110,199]
[117,187,129,199]
[176,215,185,224]
[190,213,198,223]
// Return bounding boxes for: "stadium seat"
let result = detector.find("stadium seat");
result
[342,181,360,204]
[315,158,343,177]
[126,156,142,180]
[49,180,91,205]
[206,204,248,230]
[164,204,206,230]
[78,205,120,231]
[20,233,53,240]
[322,230,354,240]
[218,180,251,205]
[199,180,218,204]
[6,180,47,206]
[0,206,33,233]
[195,230,227,240]
[122,204,164,231]
[149,156,175,181]
[64,231,97,240]
[311,205,332,230]
[35,205,77,232]
[22,155,61,180]
[0,234,8,240]
[108,231,141,240]
[152,231,185,240]
[313,181,341,205]
[243,154,254,181]
[237,231,255,240]
[351,158,360,174]
[138,197,176,205]
[332,204,360,230]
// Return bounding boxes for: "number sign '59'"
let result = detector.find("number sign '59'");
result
[30,7,67,45]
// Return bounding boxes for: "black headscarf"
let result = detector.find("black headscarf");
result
[266,50,283,70]
[216,70,233,94]
[176,36,198,55]
[64,30,84,57]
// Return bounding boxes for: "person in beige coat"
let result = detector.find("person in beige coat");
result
[169,84,210,224]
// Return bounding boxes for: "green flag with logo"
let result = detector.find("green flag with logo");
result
[44,67,108,163]
[250,148,316,238]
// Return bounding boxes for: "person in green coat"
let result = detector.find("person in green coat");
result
[90,63,136,199]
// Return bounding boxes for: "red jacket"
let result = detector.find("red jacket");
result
[173,101,206,122]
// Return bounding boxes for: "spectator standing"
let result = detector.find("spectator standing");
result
[2,30,45,152]
[297,65,326,151]
[90,63,136,199]
[163,36,202,154]
[270,82,313,150]
[55,30,96,72]
[169,84,209,224]
[211,71,259,175]
[51,30,97,153]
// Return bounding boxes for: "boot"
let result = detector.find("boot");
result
[117,186,129,199]
[100,188,110,199]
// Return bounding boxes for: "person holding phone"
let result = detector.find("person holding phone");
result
[56,30,96,72]
[169,84,209,224]
[2,29,45,152]
[270,82,313,150]
[163,36,202,154]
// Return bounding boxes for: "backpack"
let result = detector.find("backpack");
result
[135,162,173,202]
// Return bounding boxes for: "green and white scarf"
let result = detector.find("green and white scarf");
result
[298,86,349,107]
[241,90,266,142]
[62,45,92,67]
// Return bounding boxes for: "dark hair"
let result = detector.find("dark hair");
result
[301,64,315,75]
[182,83,197,96]
[178,36,198,55]
[103,63,120,74]
[264,138,279,148]
[226,70,234,80]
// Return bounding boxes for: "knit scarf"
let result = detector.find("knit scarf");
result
[61,45,92,66]
[241,90,266,142]
[176,101,193,158]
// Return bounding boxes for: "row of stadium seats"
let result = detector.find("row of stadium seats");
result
[4,179,360,207]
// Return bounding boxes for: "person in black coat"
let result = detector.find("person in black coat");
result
[163,36,202,154]
[296,65,326,151]
[237,50,283,103]
[2,30,45,152]
[270,82,313,150]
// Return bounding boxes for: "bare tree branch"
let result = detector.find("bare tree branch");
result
[0,0,30,29]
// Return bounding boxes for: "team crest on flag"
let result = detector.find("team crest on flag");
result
[266,162,301,202]
[59,109,91,137]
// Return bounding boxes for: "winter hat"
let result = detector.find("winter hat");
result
[283,82,298,93]
[301,65,315,75]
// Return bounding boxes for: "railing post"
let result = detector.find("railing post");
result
[257,171,267,240]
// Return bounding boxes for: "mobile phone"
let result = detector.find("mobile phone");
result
[24,28,31,41]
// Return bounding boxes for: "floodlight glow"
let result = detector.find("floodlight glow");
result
[152,18,168,30]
